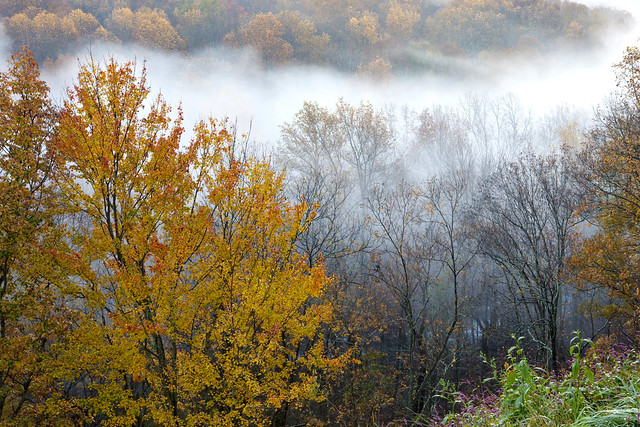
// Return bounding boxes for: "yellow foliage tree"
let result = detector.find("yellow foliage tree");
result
[237,12,293,64]
[53,57,332,425]
[108,7,186,50]
[355,56,393,80]
[385,1,420,39]
[425,0,514,54]
[0,48,78,424]
[278,11,330,63]
[346,11,381,45]
[4,10,79,61]
[174,0,228,49]
[66,9,102,38]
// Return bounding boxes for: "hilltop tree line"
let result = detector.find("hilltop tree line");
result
[3,44,640,425]
[0,0,632,75]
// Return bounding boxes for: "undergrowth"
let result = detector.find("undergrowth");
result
[429,333,640,426]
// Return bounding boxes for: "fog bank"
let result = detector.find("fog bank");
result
[6,0,640,147]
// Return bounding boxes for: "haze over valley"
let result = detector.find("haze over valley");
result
[2,0,638,144]
[3,0,640,425]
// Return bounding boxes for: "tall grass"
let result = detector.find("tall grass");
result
[431,334,640,426]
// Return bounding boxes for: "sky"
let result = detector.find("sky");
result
[4,0,640,147]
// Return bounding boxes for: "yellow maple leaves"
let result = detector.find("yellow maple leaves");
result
[0,48,79,424]
[48,56,334,425]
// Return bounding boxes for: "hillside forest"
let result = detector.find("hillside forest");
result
[0,0,633,75]
[3,0,640,426]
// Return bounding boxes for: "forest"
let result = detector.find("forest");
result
[2,0,640,426]
[0,0,633,75]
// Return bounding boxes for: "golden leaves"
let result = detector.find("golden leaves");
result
[347,12,381,44]
[49,57,333,424]
[236,12,293,63]
[385,2,420,38]
[0,49,75,424]
[107,7,185,51]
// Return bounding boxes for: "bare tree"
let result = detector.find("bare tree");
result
[367,180,441,414]
[461,93,532,173]
[278,101,360,266]
[337,99,397,198]
[409,105,473,179]
[470,150,586,372]
[367,169,475,416]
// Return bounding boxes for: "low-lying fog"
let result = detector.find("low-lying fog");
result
[3,0,639,147]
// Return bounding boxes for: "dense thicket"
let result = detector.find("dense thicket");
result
[2,40,640,425]
[0,0,631,74]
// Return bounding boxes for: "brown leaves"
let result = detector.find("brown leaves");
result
[570,45,640,334]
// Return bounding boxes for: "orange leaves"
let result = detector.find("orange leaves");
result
[572,229,640,327]
[48,56,333,424]
[570,45,640,333]
[0,48,76,424]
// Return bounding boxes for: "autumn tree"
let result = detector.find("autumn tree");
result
[54,57,332,425]
[278,100,401,423]
[279,99,396,219]
[346,11,381,45]
[174,0,228,49]
[234,12,293,64]
[4,11,78,62]
[66,9,111,41]
[278,101,359,268]
[572,45,640,333]
[278,99,398,270]
[337,99,396,198]
[425,0,515,55]
[355,56,393,80]
[278,101,476,419]
[277,11,330,64]
[385,1,420,39]
[107,7,185,50]
[0,48,76,424]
